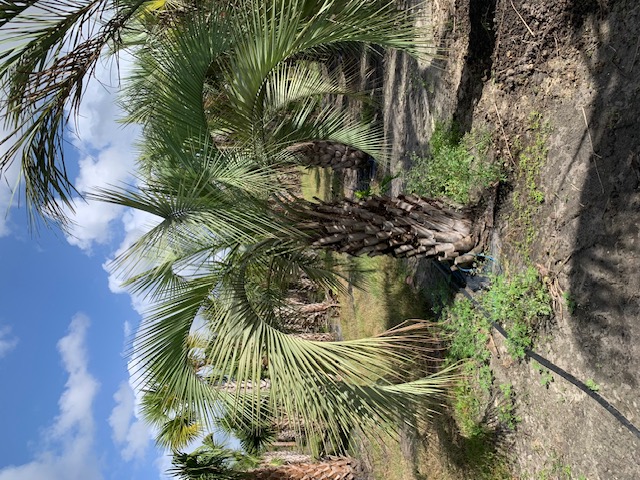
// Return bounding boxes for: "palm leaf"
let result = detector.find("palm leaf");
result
[0,0,151,223]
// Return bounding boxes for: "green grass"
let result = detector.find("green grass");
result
[338,255,428,339]
[509,113,550,257]
[496,383,520,430]
[483,267,552,360]
[443,267,550,439]
[535,453,588,480]
[428,268,551,479]
[299,166,336,202]
[406,122,502,205]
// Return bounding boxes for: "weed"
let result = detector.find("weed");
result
[406,122,502,204]
[443,267,550,440]
[563,291,578,314]
[482,267,552,360]
[444,298,490,363]
[497,383,520,430]
[532,361,554,388]
[585,379,600,392]
[536,452,587,480]
[442,298,493,437]
[510,114,550,257]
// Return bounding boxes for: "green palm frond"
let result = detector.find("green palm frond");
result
[0,0,151,223]
[170,434,247,480]
[129,249,453,450]
[103,0,447,455]
[123,11,232,154]
[125,0,432,169]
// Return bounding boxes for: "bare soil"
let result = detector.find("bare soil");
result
[378,0,640,478]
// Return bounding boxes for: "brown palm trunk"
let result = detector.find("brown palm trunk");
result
[250,457,362,480]
[293,195,478,263]
[289,141,369,170]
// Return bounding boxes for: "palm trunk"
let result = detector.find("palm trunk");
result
[250,457,362,480]
[289,141,369,170]
[293,195,478,263]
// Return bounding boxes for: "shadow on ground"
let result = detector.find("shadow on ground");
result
[566,0,640,389]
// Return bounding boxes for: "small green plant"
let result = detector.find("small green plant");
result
[510,114,550,257]
[442,298,493,437]
[536,453,587,480]
[585,379,600,392]
[497,383,520,430]
[532,361,554,388]
[406,122,502,204]
[563,291,578,314]
[483,267,552,360]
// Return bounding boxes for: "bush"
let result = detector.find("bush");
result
[406,122,502,204]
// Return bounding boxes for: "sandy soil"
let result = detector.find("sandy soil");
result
[378,0,640,478]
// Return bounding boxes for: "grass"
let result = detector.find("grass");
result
[338,262,551,480]
[338,257,511,480]
[439,267,551,477]
[406,122,502,205]
[509,112,550,257]
[338,255,429,339]
[299,166,337,202]
[535,452,588,480]
[482,266,552,360]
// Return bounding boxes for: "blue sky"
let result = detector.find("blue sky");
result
[0,54,174,479]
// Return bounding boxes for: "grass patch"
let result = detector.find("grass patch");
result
[437,267,551,478]
[509,113,549,257]
[406,122,502,205]
[338,256,428,339]
[483,266,552,360]
[299,166,336,202]
[535,452,588,480]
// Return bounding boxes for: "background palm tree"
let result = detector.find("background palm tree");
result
[170,434,362,480]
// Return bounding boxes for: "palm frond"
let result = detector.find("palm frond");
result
[0,0,152,224]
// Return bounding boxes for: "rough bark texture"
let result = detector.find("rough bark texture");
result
[289,141,369,170]
[297,195,476,262]
[251,457,362,480]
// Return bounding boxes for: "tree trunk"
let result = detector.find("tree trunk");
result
[293,195,478,263]
[289,141,369,170]
[250,457,362,480]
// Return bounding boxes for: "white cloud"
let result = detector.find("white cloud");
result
[104,208,161,309]
[0,134,21,237]
[60,51,140,253]
[0,325,18,358]
[0,314,103,480]
[109,381,152,462]
[110,381,135,444]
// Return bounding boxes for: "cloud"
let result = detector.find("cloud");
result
[60,52,140,253]
[109,381,152,462]
[0,325,18,358]
[104,208,161,311]
[0,314,103,480]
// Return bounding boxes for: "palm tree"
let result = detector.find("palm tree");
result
[95,0,458,454]
[122,0,434,172]
[170,435,362,480]
[115,0,477,261]
[0,0,207,223]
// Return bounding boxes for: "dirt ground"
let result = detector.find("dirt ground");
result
[378,0,640,478]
